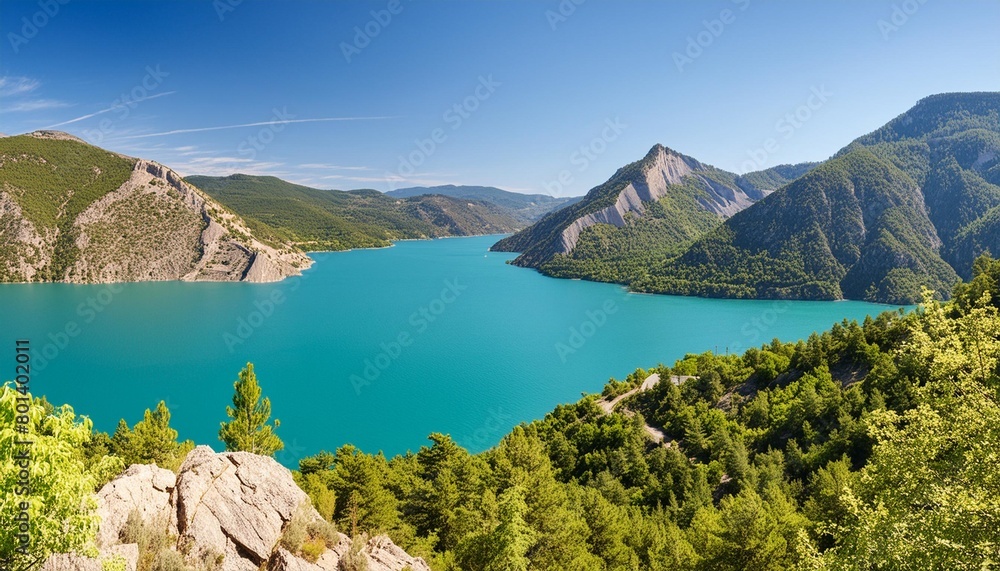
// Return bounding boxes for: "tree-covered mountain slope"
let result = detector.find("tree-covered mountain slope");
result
[187,175,523,252]
[661,92,1000,303]
[490,144,813,284]
[387,184,582,225]
[0,131,310,284]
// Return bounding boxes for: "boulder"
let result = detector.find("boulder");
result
[45,446,426,571]
[173,446,311,570]
[95,464,176,547]
[364,535,432,571]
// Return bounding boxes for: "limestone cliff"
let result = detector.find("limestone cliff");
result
[0,131,311,284]
[492,144,803,268]
[42,447,429,571]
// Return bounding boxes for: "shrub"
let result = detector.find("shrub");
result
[101,555,127,571]
[307,518,339,547]
[300,537,326,563]
[338,535,369,571]
[152,550,190,571]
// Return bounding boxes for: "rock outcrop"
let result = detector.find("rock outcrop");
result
[43,446,429,571]
[0,131,311,284]
[555,145,759,255]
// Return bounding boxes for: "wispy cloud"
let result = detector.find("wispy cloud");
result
[115,116,399,140]
[43,91,176,128]
[5,99,70,112]
[299,163,373,171]
[0,76,39,97]
[167,156,287,178]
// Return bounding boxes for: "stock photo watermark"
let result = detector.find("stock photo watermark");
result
[340,0,410,63]
[555,298,619,363]
[223,270,309,352]
[672,0,750,73]
[82,65,170,144]
[386,75,500,188]
[7,0,70,53]
[740,85,832,173]
[457,407,514,451]
[30,284,124,372]
[545,0,586,30]
[878,0,929,40]
[350,278,467,395]
[727,300,792,355]
[543,117,627,197]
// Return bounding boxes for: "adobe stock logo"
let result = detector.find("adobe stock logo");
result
[7,0,70,53]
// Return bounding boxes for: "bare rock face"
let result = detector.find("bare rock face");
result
[95,464,176,547]
[0,132,312,284]
[556,145,757,255]
[364,535,433,571]
[44,446,428,571]
[173,446,310,569]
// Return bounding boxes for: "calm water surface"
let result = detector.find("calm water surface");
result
[1,235,904,465]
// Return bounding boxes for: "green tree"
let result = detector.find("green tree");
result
[219,363,283,456]
[111,401,187,469]
[828,293,1000,570]
[0,384,122,570]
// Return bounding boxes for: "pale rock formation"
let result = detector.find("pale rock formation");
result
[43,446,429,571]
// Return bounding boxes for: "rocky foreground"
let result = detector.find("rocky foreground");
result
[42,446,429,571]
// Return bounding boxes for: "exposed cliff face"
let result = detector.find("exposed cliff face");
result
[42,447,429,571]
[493,144,794,267]
[0,132,311,284]
[554,147,762,255]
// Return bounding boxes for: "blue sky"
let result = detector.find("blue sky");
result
[1,0,998,196]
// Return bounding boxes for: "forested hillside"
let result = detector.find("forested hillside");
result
[491,144,812,284]
[188,175,523,252]
[496,92,1000,305]
[12,257,1000,570]
[0,132,310,284]
[387,185,581,226]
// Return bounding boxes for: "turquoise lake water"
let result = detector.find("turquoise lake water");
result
[1,235,904,466]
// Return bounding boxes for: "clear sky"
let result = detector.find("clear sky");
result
[1,0,998,196]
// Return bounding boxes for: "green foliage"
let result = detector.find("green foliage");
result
[27,249,1000,570]
[499,93,1000,304]
[493,144,806,272]
[0,384,117,570]
[101,555,128,571]
[219,362,283,456]
[0,134,135,281]
[186,175,520,252]
[121,508,176,571]
[111,401,190,470]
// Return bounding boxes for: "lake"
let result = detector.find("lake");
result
[2,235,903,466]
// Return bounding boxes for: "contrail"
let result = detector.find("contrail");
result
[115,116,399,140]
[43,91,177,128]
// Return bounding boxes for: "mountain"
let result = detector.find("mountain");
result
[0,131,310,284]
[386,184,581,225]
[655,92,1000,304]
[187,175,522,251]
[491,143,815,284]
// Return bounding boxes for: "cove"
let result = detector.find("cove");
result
[1,235,904,466]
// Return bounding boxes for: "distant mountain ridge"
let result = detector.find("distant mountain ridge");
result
[387,184,581,225]
[491,144,815,284]
[655,91,1000,304]
[187,175,523,252]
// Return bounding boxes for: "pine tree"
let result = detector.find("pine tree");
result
[111,401,183,468]
[219,363,283,456]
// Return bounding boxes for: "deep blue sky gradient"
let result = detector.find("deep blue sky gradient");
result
[1,0,997,195]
